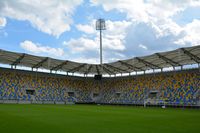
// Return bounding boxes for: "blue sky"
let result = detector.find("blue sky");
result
[0,0,200,64]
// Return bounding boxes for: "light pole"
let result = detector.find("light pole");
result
[96,19,106,65]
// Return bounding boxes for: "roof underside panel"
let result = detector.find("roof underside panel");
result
[0,45,199,75]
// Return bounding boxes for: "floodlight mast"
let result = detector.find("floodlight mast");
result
[96,19,106,66]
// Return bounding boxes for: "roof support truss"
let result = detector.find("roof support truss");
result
[105,64,128,73]
[11,54,25,66]
[96,65,100,75]
[50,61,68,71]
[155,53,181,67]
[180,48,200,63]
[67,64,86,73]
[135,57,161,69]
[102,65,115,75]
[32,57,49,69]
[118,60,144,71]
[84,65,93,75]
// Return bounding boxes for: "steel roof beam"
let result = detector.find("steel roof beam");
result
[96,65,100,75]
[11,53,25,66]
[50,61,68,71]
[84,65,93,75]
[135,57,161,69]
[155,53,181,67]
[102,65,115,75]
[105,64,128,73]
[180,48,200,63]
[118,60,144,71]
[32,57,49,69]
[67,64,86,73]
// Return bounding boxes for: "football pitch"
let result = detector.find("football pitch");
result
[0,104,199,133]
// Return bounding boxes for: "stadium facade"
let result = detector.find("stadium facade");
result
[0,45,199,108]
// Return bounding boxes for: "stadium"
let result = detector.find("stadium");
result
[0,44,200,133]
[0,1,200,133]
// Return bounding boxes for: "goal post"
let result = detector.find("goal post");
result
[143,99,167,108]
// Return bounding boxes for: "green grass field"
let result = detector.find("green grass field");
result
[0,104,199,133]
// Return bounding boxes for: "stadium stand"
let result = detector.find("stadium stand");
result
[0,67,199,107]
[100,69,200,106]
[0,68,102,103]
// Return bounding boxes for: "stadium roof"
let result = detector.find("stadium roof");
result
[0,45,200,75]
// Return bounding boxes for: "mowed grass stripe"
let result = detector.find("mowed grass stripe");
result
[0,104,199,133]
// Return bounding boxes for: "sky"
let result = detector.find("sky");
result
[0,0,200,64]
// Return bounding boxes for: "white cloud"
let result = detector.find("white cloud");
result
[20,40,64,56]
[102,20,131,51]
[0,17,6,27]
[105,20,131,36]
[90,0,200,38]
[103,36,125,51]
[151,18,183,38]
[64,37,98,52]
[90,0,199,21]
[0,17,7,37]
[76,24,96,34]
[91,0,149,22]
[174,19,200,46]
[0,0,83,37]
[139,44,148,50]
